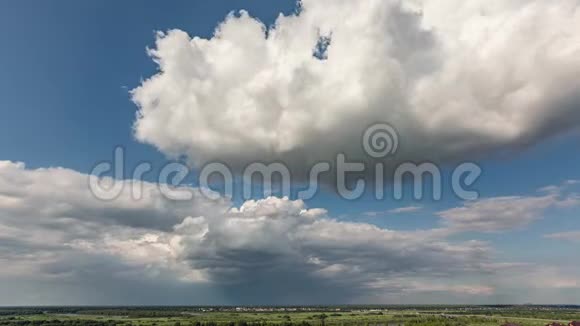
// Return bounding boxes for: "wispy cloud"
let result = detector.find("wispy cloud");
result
[544,231,580,242]
[437,195,559,232]
[438,184,580,233]
[389,206,423,214]
[363,206,423,217]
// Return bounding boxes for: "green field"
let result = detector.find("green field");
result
[1,306,580,326]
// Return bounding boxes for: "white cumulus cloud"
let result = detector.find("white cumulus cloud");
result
[132,0,580,175]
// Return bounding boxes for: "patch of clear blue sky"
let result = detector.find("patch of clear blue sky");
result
[0,0,297,171]
[0,0,579,235]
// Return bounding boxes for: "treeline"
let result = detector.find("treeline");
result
[0,320,116,326]
[0,321,314,326]
[77,309,186,318]
[0,318,494,326]
[0,309,79,317]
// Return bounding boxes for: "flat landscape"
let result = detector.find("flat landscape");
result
[1,306,580,326]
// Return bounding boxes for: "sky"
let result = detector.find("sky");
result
[0,0,580,305]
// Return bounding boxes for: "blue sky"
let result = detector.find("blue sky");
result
[0,0,579,305]
[2,0,579,217]
[0,0,296,171]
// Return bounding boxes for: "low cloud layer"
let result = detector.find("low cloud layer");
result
[132,0,580,174]
[0,161,490,303]
[1,161,580,304]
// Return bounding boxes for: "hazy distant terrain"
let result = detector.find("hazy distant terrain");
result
[1,306,580,326]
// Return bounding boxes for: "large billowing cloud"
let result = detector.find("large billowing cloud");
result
[132,0,580,174]
[0,161,501,303]
[1,161,580,304]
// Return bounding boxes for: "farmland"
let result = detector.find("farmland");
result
[1,306,579,326]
